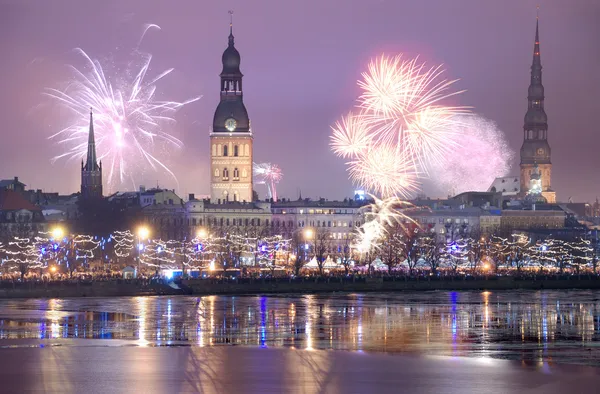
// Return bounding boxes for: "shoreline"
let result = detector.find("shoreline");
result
[0,276,600,298]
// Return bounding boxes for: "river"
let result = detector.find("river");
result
[0,290,598,366]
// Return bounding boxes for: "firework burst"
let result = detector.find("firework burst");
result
[331,54,467,200]
[353,196,416,253]
[428,114,514,195]
[253,163,283,201]
[46,24,200,189]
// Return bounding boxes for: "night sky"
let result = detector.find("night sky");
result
[1,0,598,202]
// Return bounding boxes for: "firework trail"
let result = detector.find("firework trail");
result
[253,163,283,201]
[428,114,514,195]
[354,196,416,253]
[330,54,467,199]
[330,54,468,253]
[46,24,200,189]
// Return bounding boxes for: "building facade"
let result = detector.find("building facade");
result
[519,18,556,203]
[81,109,103,199]
[0,189,47,239]
[210,22,253,203]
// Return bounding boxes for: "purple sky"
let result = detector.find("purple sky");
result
[1,0,599,202]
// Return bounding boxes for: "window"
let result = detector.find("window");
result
[234,145,239,157]
[223,145,229,156]
[193,218,197,225]
[233,192,239,202]
[214,168,220,177]
[226,218,230,226]
[245,219,249,226]
[233,168,239,180]
[212,144,217,156]
[244,144,249,156]
[223,168,229,180]
[242,169,247,178]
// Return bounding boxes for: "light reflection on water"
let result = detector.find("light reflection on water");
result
[0,290,599,365]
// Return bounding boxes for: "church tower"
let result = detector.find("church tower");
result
[210,15,253,203]
[81,109,103,199]
[519,16,556,203]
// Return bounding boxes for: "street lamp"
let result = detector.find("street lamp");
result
[304,228,314,240]
[136,226,150,276]
[51,226,65,240]
[303,228,314,264]
[197,228,208,239]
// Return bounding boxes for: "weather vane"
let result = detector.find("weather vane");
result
[229,10,234,26]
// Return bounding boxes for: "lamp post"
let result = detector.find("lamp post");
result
[136,226,150,277]
[303,228,314,266]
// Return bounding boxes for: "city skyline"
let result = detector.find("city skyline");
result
[1,0,598,201]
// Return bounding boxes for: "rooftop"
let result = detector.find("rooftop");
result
[0,189,40,211]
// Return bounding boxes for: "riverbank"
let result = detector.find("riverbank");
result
[1,275,600,298]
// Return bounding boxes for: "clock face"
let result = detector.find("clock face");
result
[537,148,544,155]
[225,118,237,132]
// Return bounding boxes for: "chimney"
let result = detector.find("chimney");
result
[139,185,146,193]
[189,193,195,201]
[14,176,18,183]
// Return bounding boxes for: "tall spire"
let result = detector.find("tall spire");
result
[531,8,542,87]
[85,108,98,171]
[228,10,234,46]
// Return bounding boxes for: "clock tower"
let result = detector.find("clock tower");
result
[210,17,253,203]
[519,16,555,203]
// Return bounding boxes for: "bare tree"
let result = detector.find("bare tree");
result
[381,224,404,274]
[418,235,444,275]
[398,226,421,275]
[312,227,332,276]
[289,230,306,276]
[336,234,355,274]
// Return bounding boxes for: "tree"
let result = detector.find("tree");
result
[3,237,39,280]
[381,224,404,274]
[508,234,530,273]
[312,227,332,275]
[289,230,307,276]
[489,236,510,273]
[442,239,469,274]
[418,235,444,275]
[398,226,420,275]
[336,234,355,274]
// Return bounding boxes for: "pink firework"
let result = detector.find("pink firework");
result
[428,114,514,195]
[330,54,466,199]
[253,163,283,201]
[348,142,420,199]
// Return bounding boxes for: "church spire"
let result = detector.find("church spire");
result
[530,12,542,89]
[84,108,99,171]
[524,12,546,129]
[228,10,234,47]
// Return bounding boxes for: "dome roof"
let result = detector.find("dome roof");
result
[213,98,249,133]
[221,33,241,75]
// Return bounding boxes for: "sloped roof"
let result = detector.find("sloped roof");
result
[0,189,40,211]
[0,179,26,188]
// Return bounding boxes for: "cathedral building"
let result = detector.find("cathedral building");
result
[209,21,253,203]
[519,17,556,203]
[81,109,103,199]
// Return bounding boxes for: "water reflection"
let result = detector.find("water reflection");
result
[0,290,599,365]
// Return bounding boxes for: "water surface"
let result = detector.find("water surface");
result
[0,290,599,365]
